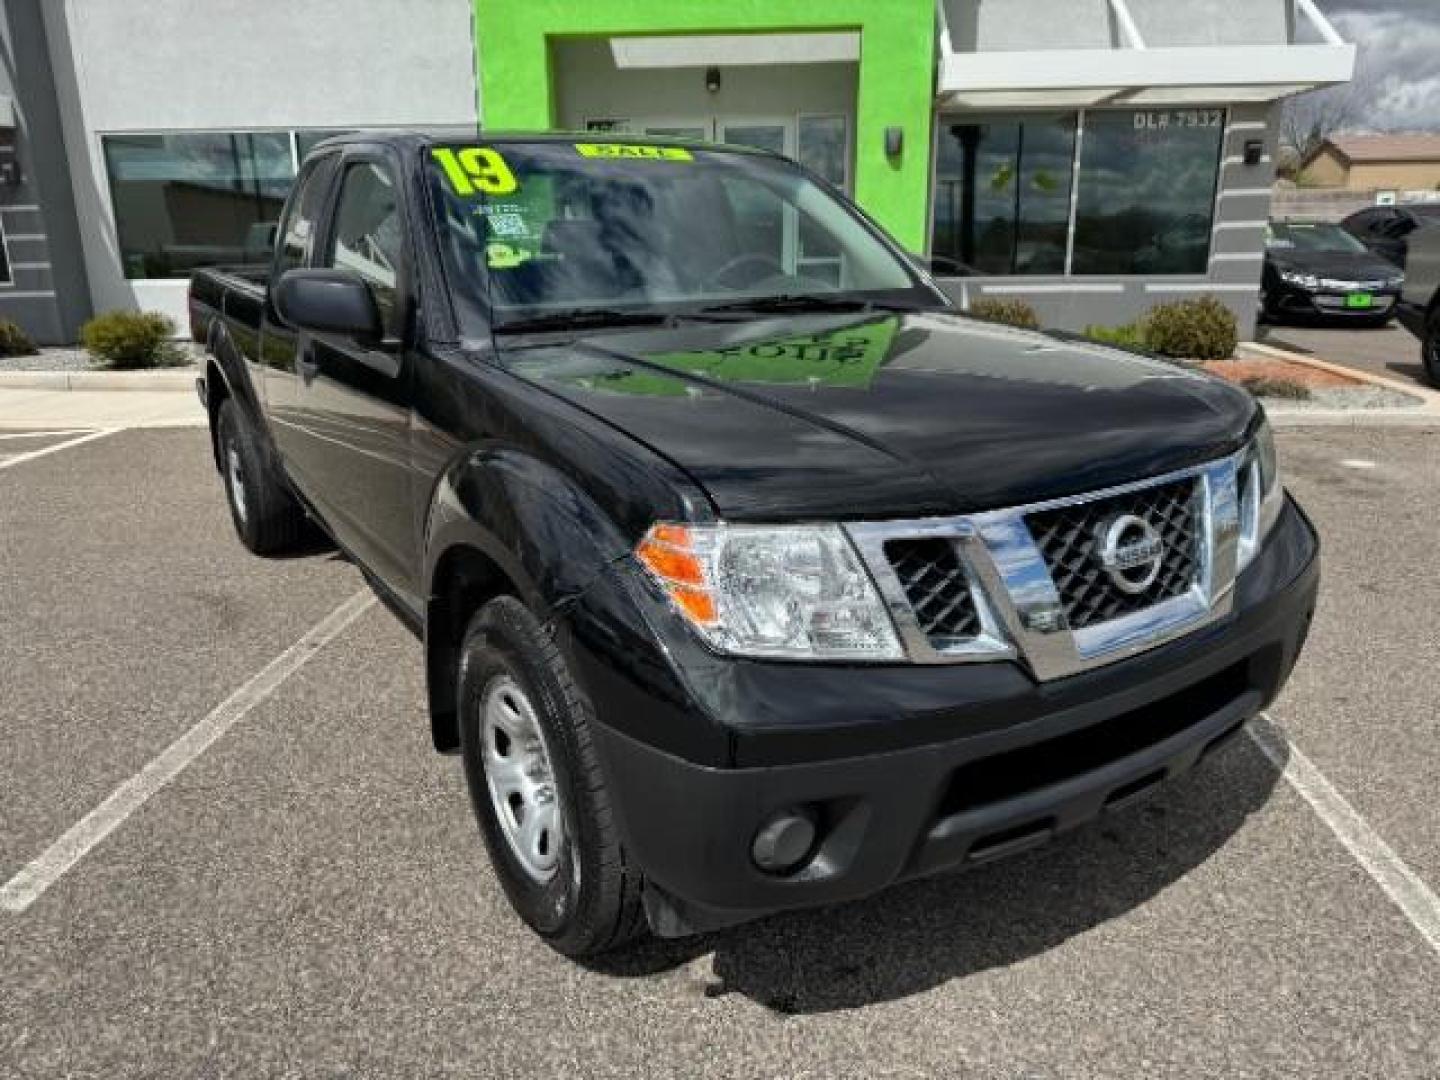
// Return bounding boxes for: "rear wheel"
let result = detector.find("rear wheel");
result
[215,399,312,555]
[458,596,646,957]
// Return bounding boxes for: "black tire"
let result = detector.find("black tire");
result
[215,399,311,555]
[1424,312,1440,389]
[458,596,646,957]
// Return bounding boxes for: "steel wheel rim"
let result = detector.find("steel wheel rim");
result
[480,675,565,883]
[226,443,248,524]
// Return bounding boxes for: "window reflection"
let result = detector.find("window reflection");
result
[328,163,404,334]
[930,109,1225,278]
[103,132,295,279]
[932,116,1075,275]
[1072,109,1224,275]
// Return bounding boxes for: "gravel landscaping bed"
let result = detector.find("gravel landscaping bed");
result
[0,342,203,373]
[1267,384,1424,411]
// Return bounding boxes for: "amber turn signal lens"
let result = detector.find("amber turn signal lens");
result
[635,534,705,587]
[636,524,720,627]
[668,584,718,626]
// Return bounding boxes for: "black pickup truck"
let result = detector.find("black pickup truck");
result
[191,131,1319,957]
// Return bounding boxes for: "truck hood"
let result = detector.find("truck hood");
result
[498,311,1256,521]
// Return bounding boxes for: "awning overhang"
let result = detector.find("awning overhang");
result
[939,42,1356,109]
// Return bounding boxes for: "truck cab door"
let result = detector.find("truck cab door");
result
[289,152,421,607]
[263,152,339,490]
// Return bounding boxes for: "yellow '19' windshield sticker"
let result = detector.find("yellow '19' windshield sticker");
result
[574,143,693,162]
[432,147,518,196]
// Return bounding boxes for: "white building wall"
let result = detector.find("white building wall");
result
[44,0,479,328]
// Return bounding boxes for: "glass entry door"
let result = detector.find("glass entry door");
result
[587,113,852,286]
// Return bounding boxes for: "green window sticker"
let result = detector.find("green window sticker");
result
[574,143,693,162]
[432,147,518,196]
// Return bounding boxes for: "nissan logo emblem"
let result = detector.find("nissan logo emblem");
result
[1096,513,1164,595]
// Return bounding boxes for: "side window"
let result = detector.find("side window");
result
[274,157,333,276]
[326,161,406,335]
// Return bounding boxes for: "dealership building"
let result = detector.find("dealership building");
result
[3,0,1353,344]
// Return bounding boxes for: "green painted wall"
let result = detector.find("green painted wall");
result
[473,0,937,249]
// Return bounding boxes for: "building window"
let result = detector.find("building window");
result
[102,132,296,279]
[0,219,12,286]
[1072,109,1225,275]
[929,108,1226,277]
[932,115,1076,275]
[295,130,353,160]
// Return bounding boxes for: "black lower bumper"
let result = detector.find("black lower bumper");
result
[586,500,1320,936]
[1265,283,1399,322]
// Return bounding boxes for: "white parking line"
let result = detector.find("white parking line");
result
[1339,459,1378,470]
[0,590,377,914]
[0,430,93,440]
[1249,713,1440,958]
[0,429,115,470]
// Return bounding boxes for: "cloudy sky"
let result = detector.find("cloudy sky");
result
[1310,0,1440,131]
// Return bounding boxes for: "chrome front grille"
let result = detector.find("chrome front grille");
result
[883,538,981,644]
[1025,477,1202,630]
[847,452,1242,681]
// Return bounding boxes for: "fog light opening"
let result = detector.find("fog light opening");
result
[751,808,818,874]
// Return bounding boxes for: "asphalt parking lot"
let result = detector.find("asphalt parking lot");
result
[1261,322,1431,389]
[2,423,1438,1077]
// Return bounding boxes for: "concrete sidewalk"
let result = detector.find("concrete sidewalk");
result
[0,389,204,430]
[0,369,199,393]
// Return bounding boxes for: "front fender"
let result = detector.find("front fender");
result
[424,446,633,614]
[421,446,641,752]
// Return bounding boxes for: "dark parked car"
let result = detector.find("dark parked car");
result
[190,132,1319,957]
[1261,220,1404,326]
[1339,203,1440,269]
[1396,224,1440,386]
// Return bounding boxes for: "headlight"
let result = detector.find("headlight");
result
[635,523,903,660]
[1237,416,1283,571]
[1278,269,1320,288]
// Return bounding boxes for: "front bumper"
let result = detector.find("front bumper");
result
[580,497,1319,935]
[1267,282,1399,321]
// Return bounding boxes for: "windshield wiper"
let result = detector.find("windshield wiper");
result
[493,308,673,334]
[696,294,874,316]
[694,294,931,318]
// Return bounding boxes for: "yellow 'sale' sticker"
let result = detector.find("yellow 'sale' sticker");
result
[574,143,693,162]
[432,147,518,196]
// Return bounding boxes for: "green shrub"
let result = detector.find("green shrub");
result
[0,319,39,358]
[81,310,187,369]
[1240,375,1311,401]
[1143,296,1238,362]
[1082,321,1148,351]
[967,298,1040,330]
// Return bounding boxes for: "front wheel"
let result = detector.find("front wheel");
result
[1424,312,1440,388]
[458,596,646,957]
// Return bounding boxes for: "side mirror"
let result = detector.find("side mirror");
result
[274,268,382,340]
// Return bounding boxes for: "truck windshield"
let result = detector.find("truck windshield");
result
[427,140,938,331]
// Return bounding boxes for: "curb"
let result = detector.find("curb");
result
[1238,339,1440,406]
[1268,409,1440,429]
[0,369,198,392]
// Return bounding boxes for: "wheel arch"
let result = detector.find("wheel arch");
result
[421,449,633,753]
